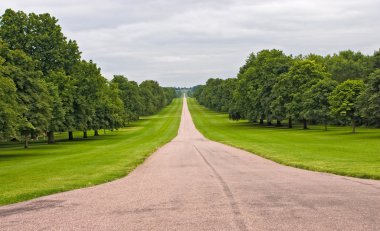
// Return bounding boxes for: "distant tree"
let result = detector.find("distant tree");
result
[46,70,77,140]
[198,78,224,111]
[45,82,65,143]
[238,53,256,75]
[326,50,372,82]
[329,80,365,133]
[163,87,177,106]
[272,59,329,128]
[255,49,292,125]
[139,80,165,115]
[358,70,380,126]
[0,76,19,140]
[192,85,204,100]
[373,49,380,69]
[302,78,338,130]
[92,82,125,135]
[72,60,104,138]
[111,75,143,122]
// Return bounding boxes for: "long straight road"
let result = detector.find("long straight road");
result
[1,97,380,230]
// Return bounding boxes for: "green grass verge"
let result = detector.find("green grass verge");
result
[0,98,182,205]
[187,98,380,180]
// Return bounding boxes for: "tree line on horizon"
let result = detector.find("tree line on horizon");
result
[193,49,380,132]
[0,9,176,148]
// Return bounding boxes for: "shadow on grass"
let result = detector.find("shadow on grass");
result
[0,153,43,159]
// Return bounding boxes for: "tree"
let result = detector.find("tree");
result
[46,70,77,140]
[0,76,19,140]
[72,60,103,138]
[111,75,143,122]
[329,80,365,133]
[358,70,380,126]
[1,9,81,143]
[163,87,177,106]
[0,9,81,74]
[45,82,65,143]
[254,49,292,125]
[92,82,125,135]
[238,53,256,75]
[326,50,373,82]
[372,49,380,69]
[302,78,338,130]
[272,59,329,128]
[139,80,165,115]
[0,40,52,148]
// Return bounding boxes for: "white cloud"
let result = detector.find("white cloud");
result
[1,0,379,86]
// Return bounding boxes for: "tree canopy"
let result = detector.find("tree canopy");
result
[0,9,177,147]
[193,48,380,132]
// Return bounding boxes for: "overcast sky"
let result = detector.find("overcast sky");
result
[1,0,379,87]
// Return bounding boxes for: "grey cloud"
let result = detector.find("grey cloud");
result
[1,0,380,86]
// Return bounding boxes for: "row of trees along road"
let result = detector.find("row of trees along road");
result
[0,9,176,148]
[193,49,380,133]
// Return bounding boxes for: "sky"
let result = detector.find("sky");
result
[1,0,379,87]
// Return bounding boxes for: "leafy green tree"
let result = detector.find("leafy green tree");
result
[271,75,292,127]
[45,82,65,143]
[72,60,104,138]
[92,82,125,136]
[238,53,256,75]
[272,59,329,129]
[197,78,224,111]
[163,87,177,106]
[1,9,81,142]
[139,80,165,115]
[111,75,143,122]
[302,78,338,130]
[230,50,292,125]
[219,78,237,112]
[0,76,19,140]
[254,49,292,125]
[0,41,52,147]
[358,70,380,126]
[326,50,373,82]
[373,49,380,69]
[46,70,77,140]
[0,9,81,74]
[192,85,204,99]
[329,80,365,133]
[231,70,253,121]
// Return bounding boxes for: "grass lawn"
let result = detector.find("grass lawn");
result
[0,98,182,205]
[187,98,380,180]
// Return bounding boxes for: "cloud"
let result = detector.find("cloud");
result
[1,0,379,86]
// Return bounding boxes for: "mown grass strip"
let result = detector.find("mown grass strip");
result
[187,98,380,180]
[0,98,182,205]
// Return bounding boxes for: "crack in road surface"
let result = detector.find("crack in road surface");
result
[1,97,380,230]
[193,144,248,231]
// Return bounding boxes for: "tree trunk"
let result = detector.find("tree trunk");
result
[68,131,73,140]
[267,121,272,126]
[288,117,292,128]
[352,120,356,133]
[94,129,99,136]
[103,129,106,134]
[47,131,55,144]
[259,119,264,125]
[276,120,282,127]
[24,134,29,149]
[83,131,88,138]
[324,121,328,131]
[303,119,308,129]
